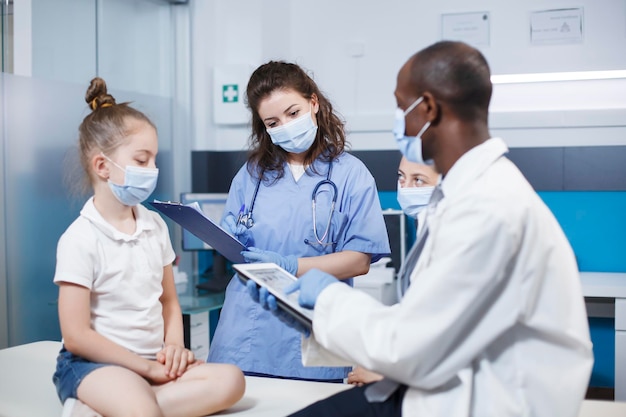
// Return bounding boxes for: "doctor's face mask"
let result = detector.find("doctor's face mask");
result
[393,96,431,164]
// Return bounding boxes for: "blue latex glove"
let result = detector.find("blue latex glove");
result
[246,280,311,337]
[221,214,253,246]
[285,268,339,309]
[241,247,298,276]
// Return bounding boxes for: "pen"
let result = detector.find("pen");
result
[237,204,245,225]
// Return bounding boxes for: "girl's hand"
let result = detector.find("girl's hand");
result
[157,344,195,378]
[146,360,176,385]
[347,366,383,387]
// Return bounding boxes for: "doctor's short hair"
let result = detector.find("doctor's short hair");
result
[409,41,492,123]
[70,77,156,195]
[245,61,347,182]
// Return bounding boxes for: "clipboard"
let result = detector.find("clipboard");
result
[150,200,246,263]
[232,262,313,330]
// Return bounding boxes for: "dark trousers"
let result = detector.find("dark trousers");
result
[288,383,407,417]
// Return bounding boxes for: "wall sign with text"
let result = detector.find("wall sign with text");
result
[530,8,584,45]
[441,12,490,47]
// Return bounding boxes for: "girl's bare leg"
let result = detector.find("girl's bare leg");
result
[153,363,245,417]
[77,365,164,417]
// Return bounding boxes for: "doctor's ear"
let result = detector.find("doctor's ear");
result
[422,92,441,125]
[92,153,110,180]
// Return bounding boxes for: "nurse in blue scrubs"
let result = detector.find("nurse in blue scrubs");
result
[207,61,391,382]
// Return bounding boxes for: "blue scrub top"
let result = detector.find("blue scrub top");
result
[207,152,391,380]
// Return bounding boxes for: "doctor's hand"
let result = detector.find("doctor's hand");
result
[241,247,298,276]
[221,214,253,246]
[246,280,310,337]
[284,268,339,309]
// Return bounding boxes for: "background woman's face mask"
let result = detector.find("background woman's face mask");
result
[393,96,431,164]
[267,106,318,154]
[397,184,435,218]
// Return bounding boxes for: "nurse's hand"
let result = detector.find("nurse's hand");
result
[284,268,339,309]
[221,214,253,246]
[242,247,298,275]
[246,280,310,337]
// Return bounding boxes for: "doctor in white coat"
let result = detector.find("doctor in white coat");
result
[249,40,593,417]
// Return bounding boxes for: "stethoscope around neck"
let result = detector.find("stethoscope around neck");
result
[237,161,338,246]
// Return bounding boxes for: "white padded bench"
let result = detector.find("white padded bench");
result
[0,341,349,417]
[0,341,624,417]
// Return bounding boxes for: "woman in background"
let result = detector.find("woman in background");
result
[348,155,439,387]
[397,155,438,233]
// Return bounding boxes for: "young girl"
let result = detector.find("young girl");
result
[53,77,245,417]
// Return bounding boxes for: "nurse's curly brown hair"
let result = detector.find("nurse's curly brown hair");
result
[245,61,347,183]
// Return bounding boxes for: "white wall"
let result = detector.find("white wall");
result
[96,0,173,97]
[30,0,96,84]
[190,0,626,151]
[18,0,173,97]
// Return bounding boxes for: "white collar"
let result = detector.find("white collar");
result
[440,137,509,201]
[80,197,155,242]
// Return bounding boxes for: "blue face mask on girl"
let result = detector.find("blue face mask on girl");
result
[267,106,318,154]
[102,153,159,206]
[393,96,431,164]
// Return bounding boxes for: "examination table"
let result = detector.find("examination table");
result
[0,341,624,417]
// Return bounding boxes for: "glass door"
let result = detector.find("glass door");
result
[1,0,188,347]
[1,0,13,73]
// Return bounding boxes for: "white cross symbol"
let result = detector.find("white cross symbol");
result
[223,85,238,103]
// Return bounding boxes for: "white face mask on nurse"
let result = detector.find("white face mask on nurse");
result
[260,90,320,157]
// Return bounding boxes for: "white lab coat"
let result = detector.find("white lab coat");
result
[302,138,593,417]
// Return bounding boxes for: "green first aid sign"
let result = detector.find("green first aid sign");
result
[222,84,239,103]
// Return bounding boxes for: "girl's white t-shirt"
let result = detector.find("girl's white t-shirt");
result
[54,197,176,359]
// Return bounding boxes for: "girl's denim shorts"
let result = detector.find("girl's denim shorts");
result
[52,346,110,403]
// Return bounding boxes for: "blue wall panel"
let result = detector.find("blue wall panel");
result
[379,191,400,211]
[588,318,615,387]
[540,191,626,388]
[538,191,626,273]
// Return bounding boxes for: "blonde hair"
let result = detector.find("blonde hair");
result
[75,77,156,193]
